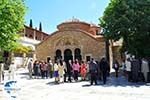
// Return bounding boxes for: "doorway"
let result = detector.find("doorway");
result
[64,49,73,62]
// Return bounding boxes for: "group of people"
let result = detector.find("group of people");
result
[2,55,149,85]
[122,56,150,83]
[28,59,53,79]
[27,56,150,85]
[27,57,110,85]
[27,59,89,83]
[112,56,150,83]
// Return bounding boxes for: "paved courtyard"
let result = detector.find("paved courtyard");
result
[0,68,150,100]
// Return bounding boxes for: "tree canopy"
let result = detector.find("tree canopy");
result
[39,22,42,31]
[13,44,33,53]
[0,0,26,51]
[100,0,150,58]
[29,19,33,27]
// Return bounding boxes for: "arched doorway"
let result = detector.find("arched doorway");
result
[64,49,73,62]
[55,49,62,61]
[74,48,82,61]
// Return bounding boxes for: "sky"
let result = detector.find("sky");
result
[25,0,110,34]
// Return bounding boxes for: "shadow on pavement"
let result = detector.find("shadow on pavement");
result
[46,81,60,86]
[82,72,150,88]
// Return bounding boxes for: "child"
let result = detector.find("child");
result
[54,61,59,83]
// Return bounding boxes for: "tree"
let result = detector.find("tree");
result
[39,22,42,31]
[29,19,33,27]
[0,0,26,52]
[13,44,32,54]
[100,0,150,58]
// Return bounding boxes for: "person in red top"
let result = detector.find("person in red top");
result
[80,61,86,81]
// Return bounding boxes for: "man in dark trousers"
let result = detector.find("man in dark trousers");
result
[113,59,120,77]
[89,58,98,85]
[66,60,73,82]
[99,57,110,84]
[131,56,140,83]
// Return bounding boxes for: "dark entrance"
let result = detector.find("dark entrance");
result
[86,56,91,62]
[64,49,73,62]
[74,48,82,61]
[55,49,62,61]
[47,57,51,63]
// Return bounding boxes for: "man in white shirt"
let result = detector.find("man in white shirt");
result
[9,61,16,80]
[125,58,132,82]
[28,59,33,79]
[141,58,149,82]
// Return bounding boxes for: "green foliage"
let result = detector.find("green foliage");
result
[0,0,26,51]
[0,51,3,62]
[100,0,150,58]
[39,22,42,31]
[29,19,33,27]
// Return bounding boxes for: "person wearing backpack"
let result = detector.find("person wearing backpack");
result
[89,58,98,85]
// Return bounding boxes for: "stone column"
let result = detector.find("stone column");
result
[33,52,36,62]
[23,53,26,68]
[33,28,36,40]
[24,28,26,37]
[72,49,75,61]
[41,34,44,40]
[61,50,64,60]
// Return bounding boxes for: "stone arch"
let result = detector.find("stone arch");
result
[55,39,63,46]
[55,36,81,47]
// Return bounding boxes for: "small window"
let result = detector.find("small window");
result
[96,30,99,35]
[86,56,91,62]
[47,57,51,63]
[29,35,33,38]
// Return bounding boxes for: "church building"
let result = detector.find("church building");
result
[36,19,107,62]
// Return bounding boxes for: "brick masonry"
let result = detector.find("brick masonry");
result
[35,21,106,62]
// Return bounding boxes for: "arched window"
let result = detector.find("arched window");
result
[74,48,82,61]
[55,49,62,61]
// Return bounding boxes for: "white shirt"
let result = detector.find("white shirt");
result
[125,60,131,71]
[9,63,16,72]
[141,60,149,73]
[54,63,59,71]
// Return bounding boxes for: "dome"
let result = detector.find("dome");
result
[57,18,91,32]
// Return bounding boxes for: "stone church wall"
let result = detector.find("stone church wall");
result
[36,30,106,62]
